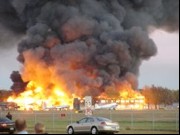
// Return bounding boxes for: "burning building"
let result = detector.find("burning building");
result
[96,82,147,110]
[0,0,178,110]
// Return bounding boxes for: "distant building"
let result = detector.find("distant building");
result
[0,102,19,111]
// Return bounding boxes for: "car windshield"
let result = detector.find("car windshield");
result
[0,117,12,122]
[96,117,112,122]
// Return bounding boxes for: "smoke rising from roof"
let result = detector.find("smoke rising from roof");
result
[1,0,179,96]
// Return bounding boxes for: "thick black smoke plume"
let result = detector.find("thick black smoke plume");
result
[10,71,28,93]
[0,0,179,96]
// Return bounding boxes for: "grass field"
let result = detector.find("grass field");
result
[0,109,179,134]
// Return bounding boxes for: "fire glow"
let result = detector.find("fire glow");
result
[7,80,146,110]
[98,83,146,110]
[1,0,178,112]
[6,47,147,111]
[7,81,74,110]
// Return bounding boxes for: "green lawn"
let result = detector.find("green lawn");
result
[0,109,179,134]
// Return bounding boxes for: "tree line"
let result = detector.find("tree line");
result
[0,90,12,101]
[141,85,179,109]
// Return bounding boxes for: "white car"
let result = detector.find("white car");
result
[66,116,120,134]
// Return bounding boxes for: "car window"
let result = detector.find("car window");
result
[87,118,94,123]
[79,118,88,123]
[96,117,111,122]
[0,117,12,122]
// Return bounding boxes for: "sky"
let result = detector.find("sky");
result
[139,30,179,90]
[0,30,179,90]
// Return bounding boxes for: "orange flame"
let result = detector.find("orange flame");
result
[99,82,146,110]
[7,81,75,110]
[7,50,146,110]
[7,50,82,110]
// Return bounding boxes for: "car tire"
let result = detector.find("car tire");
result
[107,132,115,134]
[9,131,14,134]
[67,127,74,134]
[91,127,98,134]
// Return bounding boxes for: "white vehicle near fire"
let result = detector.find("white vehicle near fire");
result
[66,116,120,134]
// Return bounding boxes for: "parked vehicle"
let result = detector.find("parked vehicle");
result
[0,117,15,134]
[0,102,19,111]
[66,116,119,134]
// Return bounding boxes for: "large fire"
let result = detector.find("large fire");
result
[7,81,75,110]
[2,0,178,112]
[8,79,146,110]
[7,51,146,110]
[98,83,146,110]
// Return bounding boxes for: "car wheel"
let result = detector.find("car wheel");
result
[9,131,14,134]
[67,127,74,134]
[91,127,98,134]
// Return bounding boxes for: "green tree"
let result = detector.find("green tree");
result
[172,90,179,103]
[142,86,174,109]
[0,90,13,101]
